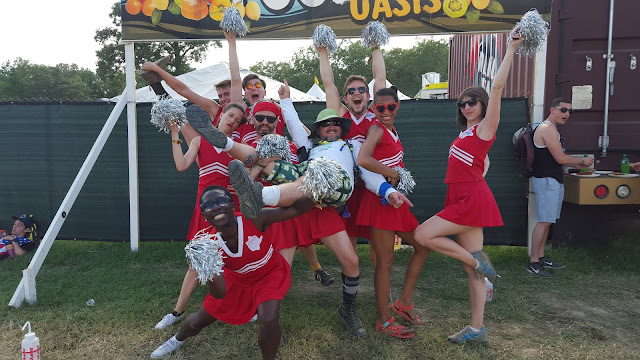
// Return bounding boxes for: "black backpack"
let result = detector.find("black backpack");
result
[513,124,538,178]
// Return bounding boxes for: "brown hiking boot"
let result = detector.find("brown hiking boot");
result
[138,55,171,85]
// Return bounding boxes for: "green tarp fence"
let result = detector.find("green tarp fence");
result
[0,98,529,245]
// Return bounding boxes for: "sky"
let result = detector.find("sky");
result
[1,0,448,72]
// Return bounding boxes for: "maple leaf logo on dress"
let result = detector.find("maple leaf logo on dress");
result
[246,235,263,251]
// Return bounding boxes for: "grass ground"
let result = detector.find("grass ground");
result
[2,236,639,360]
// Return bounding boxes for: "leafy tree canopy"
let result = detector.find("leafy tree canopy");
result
[95,2,220,97]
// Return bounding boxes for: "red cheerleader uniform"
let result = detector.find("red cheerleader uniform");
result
[293,206,347,247]
[437,124,503,227]
[357,121,419,233]
[186,139,240,241]
[237,107,286,144]
[202,216,291,325]
[341,109,377,239]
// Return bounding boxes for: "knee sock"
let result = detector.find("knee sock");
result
[262,186,281,206]
[341,273,359,306]
[222,138,234,151]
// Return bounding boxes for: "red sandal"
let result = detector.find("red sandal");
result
[391,299,422,325]
[376,316,415,339]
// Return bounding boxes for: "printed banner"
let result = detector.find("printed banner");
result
[120,0,551,41]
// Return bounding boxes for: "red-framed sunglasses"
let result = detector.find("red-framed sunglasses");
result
[375,102,399,113]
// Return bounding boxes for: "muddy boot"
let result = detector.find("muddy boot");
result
[336,273,367,339]
[228,160,265,219]
[186,104,228,149]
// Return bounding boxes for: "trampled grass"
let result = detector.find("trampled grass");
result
[2,237,639,360]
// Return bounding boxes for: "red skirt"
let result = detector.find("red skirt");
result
[437,181,504,227]
[271,219,298,251]
[357,190,419,233]
[294,207,346,247]
[342,184,371,239]
[202,252,291,325]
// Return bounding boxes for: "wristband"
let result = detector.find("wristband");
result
[172,139,183,144]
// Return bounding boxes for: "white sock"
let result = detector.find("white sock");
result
[262,186,280,206]
[223,138,233,151]
[474,259,480,269]
[170,335,184,344]
[469,326,482,332]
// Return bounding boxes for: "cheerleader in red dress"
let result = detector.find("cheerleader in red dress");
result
[413,35,523,344]
[151,186,312,360]
[154,104,246,331]
[356,88,431,338]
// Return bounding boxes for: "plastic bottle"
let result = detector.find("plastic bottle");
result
[6,244,15,258]
[485,277,493,302]
[21,321,40,360]
[621,154,630,174]
[580,154,590,173]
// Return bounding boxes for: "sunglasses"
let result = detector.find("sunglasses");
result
[375,102,398,113]
[245,82,263,90]
[319,119,341,127]
[555,107,574,114]
[254,114,278,123]
[347,86,367,95]
[200,197,233,212]
[457,98,479,109]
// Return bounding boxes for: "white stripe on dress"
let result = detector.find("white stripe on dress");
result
[235,245,274,274]
[449,145,474,166]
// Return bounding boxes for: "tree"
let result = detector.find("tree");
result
[0,58,106,101]
[95,2,220,97]
[251,39,449,97]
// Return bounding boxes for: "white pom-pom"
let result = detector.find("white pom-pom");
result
[393,166,416,195]
[299,157,343,203]
[510,9,550,57]
[361,21,389,48]
[220,7,248,37]
[256,134,291,162]
[185,230,225,285]
[312,24,338,53]
[150,98,187,133]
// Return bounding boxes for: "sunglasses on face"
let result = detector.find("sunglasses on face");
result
[319,120,341,127]
[457,98,479,109]
[200,197,233,212]
[245,82,263,90]
[375,102,398,113]
[254,114,278,123]
[347,86,367,95]
[555,107,574,114]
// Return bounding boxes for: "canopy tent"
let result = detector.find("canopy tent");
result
[368,80,411,100]
[306,83,326,101]
[110,62,321,103]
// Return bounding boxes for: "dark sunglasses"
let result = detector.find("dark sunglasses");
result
[347,86,367,95]
[457,98,479,109]
[200,197,233,212]
[319,119,341,127]
[255,114,278,123]
[245,82,262,90]
[555,107,574,114]
[375,102,398,113]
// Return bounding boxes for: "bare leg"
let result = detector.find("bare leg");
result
[172,268,199,313]
[531,222,551,262]
[321,231,359,277]
[457,229,486,330]
[175,307,217,341]
[274,178,307,207]
[394,231,430,322]
[278,246,297,266]
[413,215,478,267]
[256,300,282,360]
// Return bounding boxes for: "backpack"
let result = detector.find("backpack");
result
[513,123,539,178]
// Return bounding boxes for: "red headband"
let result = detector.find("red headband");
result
[252,101,282,120]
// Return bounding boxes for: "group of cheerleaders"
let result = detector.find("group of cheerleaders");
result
[145,30,524,359]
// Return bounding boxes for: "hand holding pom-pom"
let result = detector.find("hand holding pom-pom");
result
[300,157,343,203]
[221,7,248,37]
[393,166,416,195]
[185,230,225,285]
[256,134,291,163]
[150,98,187,133]
[312,24,338,53]
[509,9,549,57]
[361,21,389,49]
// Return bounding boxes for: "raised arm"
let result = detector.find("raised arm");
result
[141,62,220,118]
[370,47,386,98]
[224,31,245,106]
[279,81,313,150]
[476,35,523,140]
[356,125,398,182]
[318,47,348,114]
[170,123,199,171]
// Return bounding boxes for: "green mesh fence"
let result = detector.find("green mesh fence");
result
[0,99,529,245]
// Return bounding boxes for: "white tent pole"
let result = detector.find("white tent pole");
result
[124,42,140,252]
[9,93,128,308]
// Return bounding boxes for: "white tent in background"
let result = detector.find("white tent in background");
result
[306,83,326,101]
[110,62,318,103]
[368,80,411,100]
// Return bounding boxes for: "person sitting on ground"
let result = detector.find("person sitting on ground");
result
[1,214,37,259]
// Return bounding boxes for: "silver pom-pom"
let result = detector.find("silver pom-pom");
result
[185,229,225,285]
[312,24,337,53]
[150,98,187,133]
[393,166,416,195]
[256,134,291,162]
[361,21,389,48]
[510,9,550,57]
[300,157,343,203]
[220,7,248,37]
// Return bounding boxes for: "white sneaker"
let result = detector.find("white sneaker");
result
[155,312,185,330]
[249,314,258,323]
[150,335,184,359]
